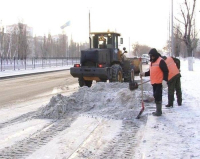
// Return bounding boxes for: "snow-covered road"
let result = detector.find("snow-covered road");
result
[0,59,200,159]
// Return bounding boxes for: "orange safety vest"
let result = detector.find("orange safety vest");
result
[165,57,179,80]
[150,57,163,84]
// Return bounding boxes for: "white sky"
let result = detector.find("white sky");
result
[0,0,199,50]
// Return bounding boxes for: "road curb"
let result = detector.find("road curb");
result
[0,69,70,80]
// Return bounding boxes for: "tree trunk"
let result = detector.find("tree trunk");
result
[187,45,193,71]
[188,57,193,71]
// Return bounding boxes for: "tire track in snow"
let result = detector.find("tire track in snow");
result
[0,115,77,159]
[0,111,38,130]
[98,118,147,159]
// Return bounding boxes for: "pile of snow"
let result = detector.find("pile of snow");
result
[40,82,153,120]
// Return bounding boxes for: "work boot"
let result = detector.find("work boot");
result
[178,103,182,106]
[167,95,174,107]
[177,98,182,106]
[165,104,173,108]
[152,101,162,116]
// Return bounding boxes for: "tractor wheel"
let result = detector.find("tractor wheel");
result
[130,69,135,81]
[78,77,85,87]
[78,77,92,87]
[123,70,131,82]
[85,80,92,87]
[123,60,131,82]
[101,79,107,82]
[109,64,123,82]
[97,79,107,82]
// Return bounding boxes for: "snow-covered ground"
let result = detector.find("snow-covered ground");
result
[134,58,200,159]
[0,59,200,159]
[0,65,72,78]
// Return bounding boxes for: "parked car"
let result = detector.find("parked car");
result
[141,54,149,64]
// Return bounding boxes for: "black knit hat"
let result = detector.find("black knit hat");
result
[149,48,160,62]
[149,48,158,56]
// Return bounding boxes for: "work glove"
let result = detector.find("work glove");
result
[139,72,145,78]
[162,80,168,88]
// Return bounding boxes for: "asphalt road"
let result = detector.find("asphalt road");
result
[0,64,149,107]
[0,70,78,107]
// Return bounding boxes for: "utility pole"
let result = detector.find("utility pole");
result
[171,0,174,56]
[89,9,92,48]
[89,10,91,38]
[168,4,171,55]
[129,37,130,55]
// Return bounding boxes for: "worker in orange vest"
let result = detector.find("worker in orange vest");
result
[140,48,168,116]
[162,56,182,107]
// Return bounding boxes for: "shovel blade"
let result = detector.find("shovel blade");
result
[136,102,145,119]
[129,81,138,91]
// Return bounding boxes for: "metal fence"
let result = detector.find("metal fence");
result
[0,57,80,71]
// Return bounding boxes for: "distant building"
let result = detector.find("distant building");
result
[6,23,33,37]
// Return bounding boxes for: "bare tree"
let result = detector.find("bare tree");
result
[42,35,48,57]
[132,42,140,57]
[0,27,4,59]
[17,22,29,60]
[175,0,198,71]
[132,42,151,57]
[59,34,67,57]
[46,33,52,57]
[174,25,182,57]
[196,40,200,57]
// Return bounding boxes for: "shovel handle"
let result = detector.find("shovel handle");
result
[139,58,143,99]
[138,80,150,86]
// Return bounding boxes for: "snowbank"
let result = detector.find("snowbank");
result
[40,82,153,120]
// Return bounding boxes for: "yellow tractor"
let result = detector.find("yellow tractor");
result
[70,31,141,87]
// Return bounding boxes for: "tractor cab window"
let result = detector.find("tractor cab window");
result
[107,34,113,48]
[91,33,119,49]
[115,35,118,49]
[92,34,108,49]
[98,35,107,49]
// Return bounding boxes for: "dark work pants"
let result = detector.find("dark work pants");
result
[152,84,162,103]
[168,76,182,105]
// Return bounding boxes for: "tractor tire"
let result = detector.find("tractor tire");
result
[85,80,92,87]
[78,77,85,87]
[123,60,131,82]
[97,79,107,82]
[78,77,92,87]
[130,69,135,82]
[123,70,131,82]
[101,79,107,82]
[109,64,123,82]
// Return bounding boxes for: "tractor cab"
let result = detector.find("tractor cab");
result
[90,32,123,50]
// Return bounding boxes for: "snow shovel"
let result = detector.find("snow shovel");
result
[137,80,150,86]
[129,79,150,90]
[136,58,145,119]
